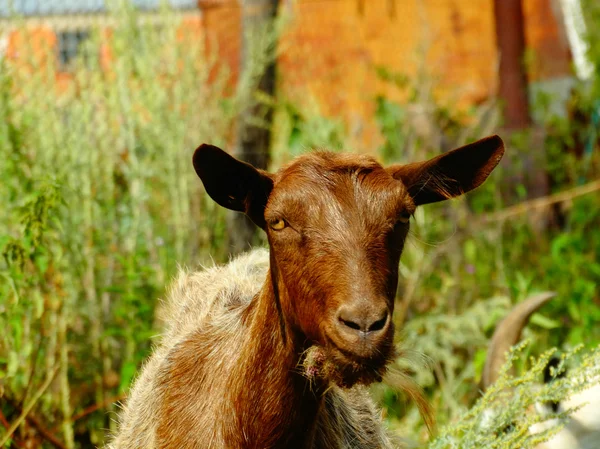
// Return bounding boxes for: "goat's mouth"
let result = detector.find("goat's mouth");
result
[301,334,395,389]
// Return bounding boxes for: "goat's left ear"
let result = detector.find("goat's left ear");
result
[387,135,505,206]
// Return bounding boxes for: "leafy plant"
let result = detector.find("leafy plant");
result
[0,3,273,447]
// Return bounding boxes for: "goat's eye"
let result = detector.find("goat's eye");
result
[269,218,286,231]
[398,212,411,224]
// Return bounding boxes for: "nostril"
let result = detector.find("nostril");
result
[339,317,362,331]
[336,307,389,335]
[367,313,388,332]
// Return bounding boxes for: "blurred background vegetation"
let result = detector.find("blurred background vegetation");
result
[0,0,599,448]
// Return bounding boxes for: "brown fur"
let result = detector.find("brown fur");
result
[107,136,504,449]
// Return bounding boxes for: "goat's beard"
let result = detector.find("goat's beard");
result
[301,344,435,433]
[301,344,396,389]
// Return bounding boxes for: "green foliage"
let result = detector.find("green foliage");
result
[0,3,272,447]
[428,344,600,449]
[582,0,600,88]
[273,99,346,162]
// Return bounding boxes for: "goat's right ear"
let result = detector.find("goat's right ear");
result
[193,144,274,229]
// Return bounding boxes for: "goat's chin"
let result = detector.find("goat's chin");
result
[301,343,395,389]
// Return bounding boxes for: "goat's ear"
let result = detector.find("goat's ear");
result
[193,144,274,229]
[387,135,505,206]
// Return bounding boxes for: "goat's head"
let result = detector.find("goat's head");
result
[193,136,504,387]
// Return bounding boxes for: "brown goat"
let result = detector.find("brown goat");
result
[108,136,504,449]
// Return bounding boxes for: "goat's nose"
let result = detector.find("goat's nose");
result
[336,304,390,337]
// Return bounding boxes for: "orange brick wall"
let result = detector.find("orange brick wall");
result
[201,0,572,148]
[4,0,572,147]
[6,26,57,69]
[201,2,241,87]
[278,0,501,147]
[523,0,572,80]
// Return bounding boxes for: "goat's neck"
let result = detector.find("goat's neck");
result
[223,270,323,449]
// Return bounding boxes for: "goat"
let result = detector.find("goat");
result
[107,135,505,449]
[482,293,600,449]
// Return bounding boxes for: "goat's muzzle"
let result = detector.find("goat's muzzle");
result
[325,300,394,364]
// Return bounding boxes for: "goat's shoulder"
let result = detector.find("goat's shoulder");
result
[107,249,269,449]
[157,248,269,340]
